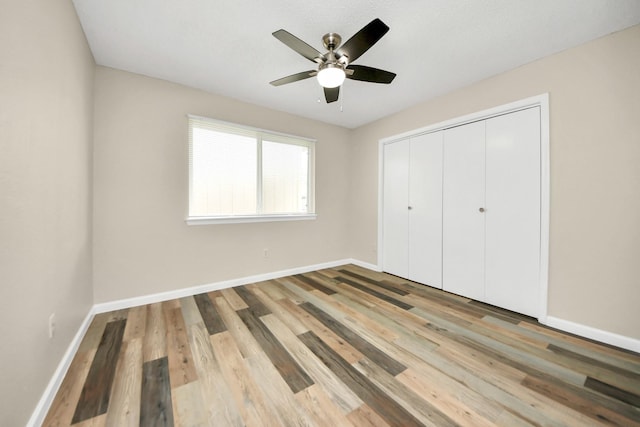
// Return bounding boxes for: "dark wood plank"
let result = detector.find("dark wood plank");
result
[402,282,511,325]
[585,376,640,408]
[356,358,462,427]
[549,343,640,385]
[337,269,409,296]
[72,319,126,423]
[423,320,557,381]
[234,286,271,316]
[375,275,477,310]
[423,319,640,422]
[193,293,226,335]
[467,299,536,325]
[299,302,406,376]
[299,331,426,427]
[335,276,414,310]
[294,274,337,295]
[236,307,314,393]
[522,374,640,426]
[140,357,174,427]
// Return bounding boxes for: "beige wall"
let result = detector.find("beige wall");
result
[93,67,351,303]
[349,24,640,340]
[0,1,95,425]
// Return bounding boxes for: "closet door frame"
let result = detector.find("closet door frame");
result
[378,93,550,323]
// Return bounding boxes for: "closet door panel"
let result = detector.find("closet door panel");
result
[408,132,443,288]
[443,121,486,301]
[485,107,541,317]
[382,140,410,278]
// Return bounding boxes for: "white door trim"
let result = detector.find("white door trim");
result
[378,93,550,323]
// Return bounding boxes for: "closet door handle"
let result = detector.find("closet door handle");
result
[479,207,485,213]
[408,206,413,210]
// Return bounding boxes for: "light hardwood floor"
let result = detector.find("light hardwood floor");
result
[44,265,640,426]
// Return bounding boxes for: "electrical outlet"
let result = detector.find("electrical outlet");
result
[49,313,56,339]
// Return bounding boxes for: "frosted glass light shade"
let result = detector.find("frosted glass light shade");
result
[317,65,345,88]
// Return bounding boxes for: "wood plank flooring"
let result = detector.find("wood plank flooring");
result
[43,264,640,426]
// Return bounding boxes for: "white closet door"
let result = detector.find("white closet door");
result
[408,132,443,288]
[443,121,486,301]
[485,107,541,317]
[382,139,410,278]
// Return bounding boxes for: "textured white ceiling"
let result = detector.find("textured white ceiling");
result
[72,0,640,129]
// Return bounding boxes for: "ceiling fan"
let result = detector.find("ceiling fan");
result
[269,18,396,103]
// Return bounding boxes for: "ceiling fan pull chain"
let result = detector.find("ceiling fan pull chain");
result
[340,84,344,112]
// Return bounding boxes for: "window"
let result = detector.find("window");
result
[187,115,316,224]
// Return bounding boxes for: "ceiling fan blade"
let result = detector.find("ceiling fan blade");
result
[273,29,323,63]
[270,70,315,86]
[346,65,396,84]
[336,18,389,63]
[324,86,340,103]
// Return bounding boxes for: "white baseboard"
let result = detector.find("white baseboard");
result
[27,309,96,427]
[544,316,640,353]
[348,258,382,272]
[94,258,364,313]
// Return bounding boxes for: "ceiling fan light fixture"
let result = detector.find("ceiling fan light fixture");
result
[271,19,394,103]
[317,63,345,88]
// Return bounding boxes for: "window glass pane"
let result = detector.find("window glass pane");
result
[191,128,257,216]
[262,140,309,214]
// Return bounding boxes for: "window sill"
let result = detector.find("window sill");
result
[186,213,317,225]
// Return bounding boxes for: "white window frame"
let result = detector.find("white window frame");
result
[186,115,316,225]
